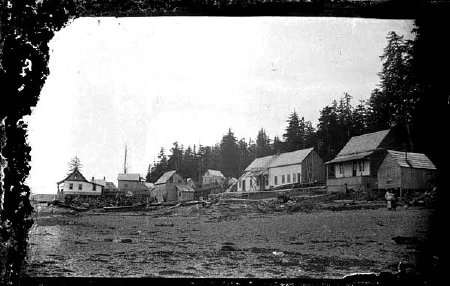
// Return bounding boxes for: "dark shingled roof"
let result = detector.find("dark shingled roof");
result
[387,150,437,170]
[336,129,390,156]
[155,170,177,185]
[57,169,88,184]
[326,129,391,164]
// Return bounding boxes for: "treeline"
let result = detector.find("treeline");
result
[147,26,444,185]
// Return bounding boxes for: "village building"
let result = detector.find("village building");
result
[377,150,436,192]
[186,178,197,189]
[102,181,120,197]
[176,185,196,202]
[201,169,225,187]
[325,129,401,193]
[117,173,153,202]
[152,170,186,202]
[236,147,325,192]
[56,169,103,197]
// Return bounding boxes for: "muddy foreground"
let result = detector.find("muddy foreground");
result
[26,202,434,278]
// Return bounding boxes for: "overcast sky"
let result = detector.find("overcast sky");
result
[24,17,414,194]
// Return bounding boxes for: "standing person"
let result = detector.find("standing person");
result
[391,191,397,211]
[385,190,393,211]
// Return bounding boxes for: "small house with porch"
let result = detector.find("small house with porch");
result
[236,147,325,192]
[377,150,437,192]
[325,129,400,193]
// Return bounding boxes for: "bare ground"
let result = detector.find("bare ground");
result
[25,202,434,278]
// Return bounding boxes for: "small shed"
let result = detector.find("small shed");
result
[377,150,437,191]
[176,185,195,202]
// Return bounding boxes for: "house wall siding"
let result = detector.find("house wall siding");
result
[269,165,302,186]
[333,160,370,178]
[377,153,402,190]
[62,180,101,195]
[301,151,326,183]
[400,167,435,190]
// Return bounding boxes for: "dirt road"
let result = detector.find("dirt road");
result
[26,203,433,278]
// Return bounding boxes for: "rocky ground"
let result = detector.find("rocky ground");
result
[25,197,436,279]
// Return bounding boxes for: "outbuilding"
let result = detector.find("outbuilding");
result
[377,150,436,192]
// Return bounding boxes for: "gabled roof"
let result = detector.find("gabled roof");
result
[105,182,118,190]
[336,129,390,157]
[117,173,141,181]
[245,155,276,172]
[386,150,437,170]
[57,169,88,184]
[155,170,177,185]
[271,148,314,168]
[244,148,315,173]
[93,179,106,187]
[203,169,225,178]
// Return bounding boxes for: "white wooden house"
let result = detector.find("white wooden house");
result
[236,148,325,192]
[57,169,102,196]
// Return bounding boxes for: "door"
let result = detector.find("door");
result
[242,179,246,192]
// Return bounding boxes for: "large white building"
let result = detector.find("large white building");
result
[236,148,325,192]
[57,169,103,196]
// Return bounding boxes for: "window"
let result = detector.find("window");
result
[69,183,73,190]
[78,184,82,190]
[339,164,343,174]
[287,174,291,183]
[265,177,269,186]
[239,181,241,187]
[93,185,96,191]
[293,174,296,183]
[298,173,301,183]
[359,160,365,172]
[274,176,278,185]
[282,175,285,184]
[169,177,173,183]
[250,179,253,187]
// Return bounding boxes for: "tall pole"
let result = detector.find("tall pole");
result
[124,144,128,174]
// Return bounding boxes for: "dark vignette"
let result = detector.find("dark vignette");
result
[0,1,448,285]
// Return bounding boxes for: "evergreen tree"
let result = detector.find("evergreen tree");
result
[283,111,304,152]
[219,129,239,178]
[255,128,271,158]
[271,136,284,154]
[67,156,82,174]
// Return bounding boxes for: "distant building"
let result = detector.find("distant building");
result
[377,150,437,191]
[186,178,197,189]
[201,169,225,187]
[176,185,195,202]
[117,173,153,202]
[325,129,401,193]
[102,181,120,198]
[152,170,186,202]
[57,169,103,197]
[236,147,325,192]
[30,194,56,203]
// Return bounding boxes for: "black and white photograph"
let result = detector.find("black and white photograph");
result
[0,1,447,285]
